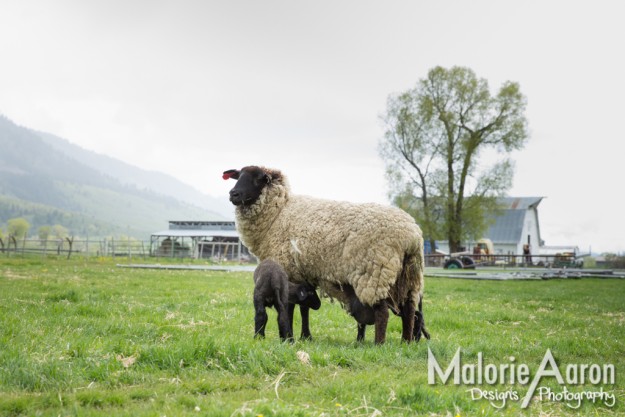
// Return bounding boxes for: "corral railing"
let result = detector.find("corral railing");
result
[0,237,255,262]
[1,238,582,268]
[425,253,582,268]
[0,238,148,259]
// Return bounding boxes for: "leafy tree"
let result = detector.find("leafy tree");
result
[38,225,51,241]
[602,253,625,269]
[7,217,31,239]
[52,224,69,239]
[380,66,528,252]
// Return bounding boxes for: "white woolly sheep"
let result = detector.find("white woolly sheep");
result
[224,166,429,344]
[253,259,321,341]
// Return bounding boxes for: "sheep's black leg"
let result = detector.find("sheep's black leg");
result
[356,323,367,342]
[373,300,389,345]
[413,297,431,342]
[401,299,416,343]
[254,299,268,339]
[299,305,313,340]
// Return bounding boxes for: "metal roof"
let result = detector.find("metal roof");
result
[151,230,240,238]
[485,209,526,244]
[168,220,235,231]
[499,197,543,210]
[485,197,544,244]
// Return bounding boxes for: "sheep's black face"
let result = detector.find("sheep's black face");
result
[228,167,270,206]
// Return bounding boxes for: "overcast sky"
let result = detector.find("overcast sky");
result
[1,1,624,253]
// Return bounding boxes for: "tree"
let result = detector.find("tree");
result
[7,217,30,240]
[38,225,51,241]
[52,224,69,239]
[380,66,528,253]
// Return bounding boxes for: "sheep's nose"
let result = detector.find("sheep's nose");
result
[229,189,242,203]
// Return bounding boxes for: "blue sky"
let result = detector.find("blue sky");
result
[1,0,623,253]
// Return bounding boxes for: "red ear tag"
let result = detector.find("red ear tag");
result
[222,169,239,180]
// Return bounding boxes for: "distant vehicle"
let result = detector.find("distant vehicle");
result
[443,238,494,269]
[553,252,584,268]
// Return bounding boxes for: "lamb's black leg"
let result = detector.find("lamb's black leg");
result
[276,302,293,342]
[413,297,431,342]
[356,323,367,342]
[299,305,312,340]
[400,298,416,343]
[287,303,296,338]
[254,299,268,339]
[373,300,389,345]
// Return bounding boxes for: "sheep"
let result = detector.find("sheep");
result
[328,283,431,343]
[224,165,430,344]
[253,259,322,341]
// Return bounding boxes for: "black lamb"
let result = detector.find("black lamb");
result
[287,282,321,340]
[253,259,321,341]
[339,284,430,343]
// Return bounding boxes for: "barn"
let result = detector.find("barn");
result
[436,197,549,256]
[485,197,544,255]
[150,220,252,261]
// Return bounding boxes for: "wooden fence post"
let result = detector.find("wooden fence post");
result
[66,237,74,260]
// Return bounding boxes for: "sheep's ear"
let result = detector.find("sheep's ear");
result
[297,288,308,301]
[266,169,283,184]
[222,169,240,180]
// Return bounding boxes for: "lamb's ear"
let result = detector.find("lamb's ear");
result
[297,287,308,301]
[222,169,240,180]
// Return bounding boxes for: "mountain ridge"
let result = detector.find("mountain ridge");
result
[0,114,232,238]
[36,130,233,216]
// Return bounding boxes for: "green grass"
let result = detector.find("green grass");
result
[0,257,623,416]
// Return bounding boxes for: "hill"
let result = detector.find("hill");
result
[36,130,233,216]
[0,114,230,238]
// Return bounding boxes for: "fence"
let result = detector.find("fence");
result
[0,237,253,262]
[1,238,583,268]
[424,253,583,268]
[0,238,150,260]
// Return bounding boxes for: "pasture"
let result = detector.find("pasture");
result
[0,257,623,416]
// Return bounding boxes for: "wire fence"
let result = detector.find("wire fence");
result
[0,237,255,262]
[424,253,583,268]
[0,238,152,260]
[0,238,594,269]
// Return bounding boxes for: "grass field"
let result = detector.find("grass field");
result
[0,257,623,416]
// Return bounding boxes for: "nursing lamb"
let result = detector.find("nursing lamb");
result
[253,259,321,341]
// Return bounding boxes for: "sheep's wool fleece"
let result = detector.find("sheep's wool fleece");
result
[235,167,424,307]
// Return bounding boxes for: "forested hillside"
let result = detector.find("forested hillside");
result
[37,130,232,215]
[0,115,228,238]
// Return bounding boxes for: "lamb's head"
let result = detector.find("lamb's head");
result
[290,283,322,310]
[223,166,286,207]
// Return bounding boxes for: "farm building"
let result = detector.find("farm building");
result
[436,197,577,256]
[150,221,253,261]
[484,197,545,255]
